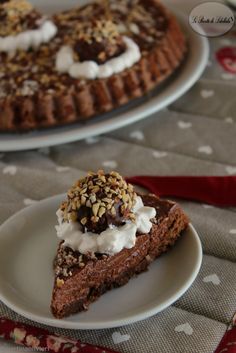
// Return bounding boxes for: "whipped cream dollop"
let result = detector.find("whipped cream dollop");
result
[55,36,141,80]
[0,20,57,53]
[55,196,156,255]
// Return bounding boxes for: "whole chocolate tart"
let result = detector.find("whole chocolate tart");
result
[0,0,187,132]
[51,171,189,318]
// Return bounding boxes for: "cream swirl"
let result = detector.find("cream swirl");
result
[0,20,57,53]
[55,196,156,255]
[55,36,141,80]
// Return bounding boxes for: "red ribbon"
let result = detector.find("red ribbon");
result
[214,325,236,353]
[126,176,236,207]
[0,317,119,353]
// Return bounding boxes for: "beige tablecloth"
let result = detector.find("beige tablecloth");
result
[0,31,236,353]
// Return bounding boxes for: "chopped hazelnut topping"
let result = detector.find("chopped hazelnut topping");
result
[77,20,120,45]
[60,170,137,233]
[56,278,65,288]
[2,0,33,13]
[54,245,88,278]
[0,0,38,37]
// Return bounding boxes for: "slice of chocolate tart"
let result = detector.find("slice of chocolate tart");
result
[51,171,189,318]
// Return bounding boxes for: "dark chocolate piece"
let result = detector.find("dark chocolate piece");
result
[75,20,126,64]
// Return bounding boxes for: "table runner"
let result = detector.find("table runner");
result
[0,30,236,353]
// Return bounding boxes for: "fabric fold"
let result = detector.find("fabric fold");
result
[126,176,236,207]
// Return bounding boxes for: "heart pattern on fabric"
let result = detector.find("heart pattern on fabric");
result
[203,274,220,285]
[102,160,118,169]
[174,323,193,335]
[85,136,100,144]
[221,72,236,80]
[152,151,168,158]
[177,121,192,129]
[225,166,236,175]
[130,130,145,141]
[112,332,130,344]
[200,89,214,99]
[229,229,236,234]
[56,166,70,173]
[198,146,213,155]
[3,165,17,175]
[220,39,232,46]
[24,198,37,206]
[225,117,234,124]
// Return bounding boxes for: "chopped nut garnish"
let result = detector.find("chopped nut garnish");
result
[56,278,65,288]
[81,195,86,205]
[77,19,120,45]
[0,0,37,37]
[80,217,87,225]
[54,245,90,278]
[2,0,33,14]
[98,206,106,218]
[92,203,100,217]
[60,170,137,230]
[145,255,152,263]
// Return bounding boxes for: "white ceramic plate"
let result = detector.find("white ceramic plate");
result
[0,194,202,330]
[0,3,209,152]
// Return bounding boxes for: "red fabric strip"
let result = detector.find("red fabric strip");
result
[126,176,236,206]
[0,317,119,353]
[214,325,236,353]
